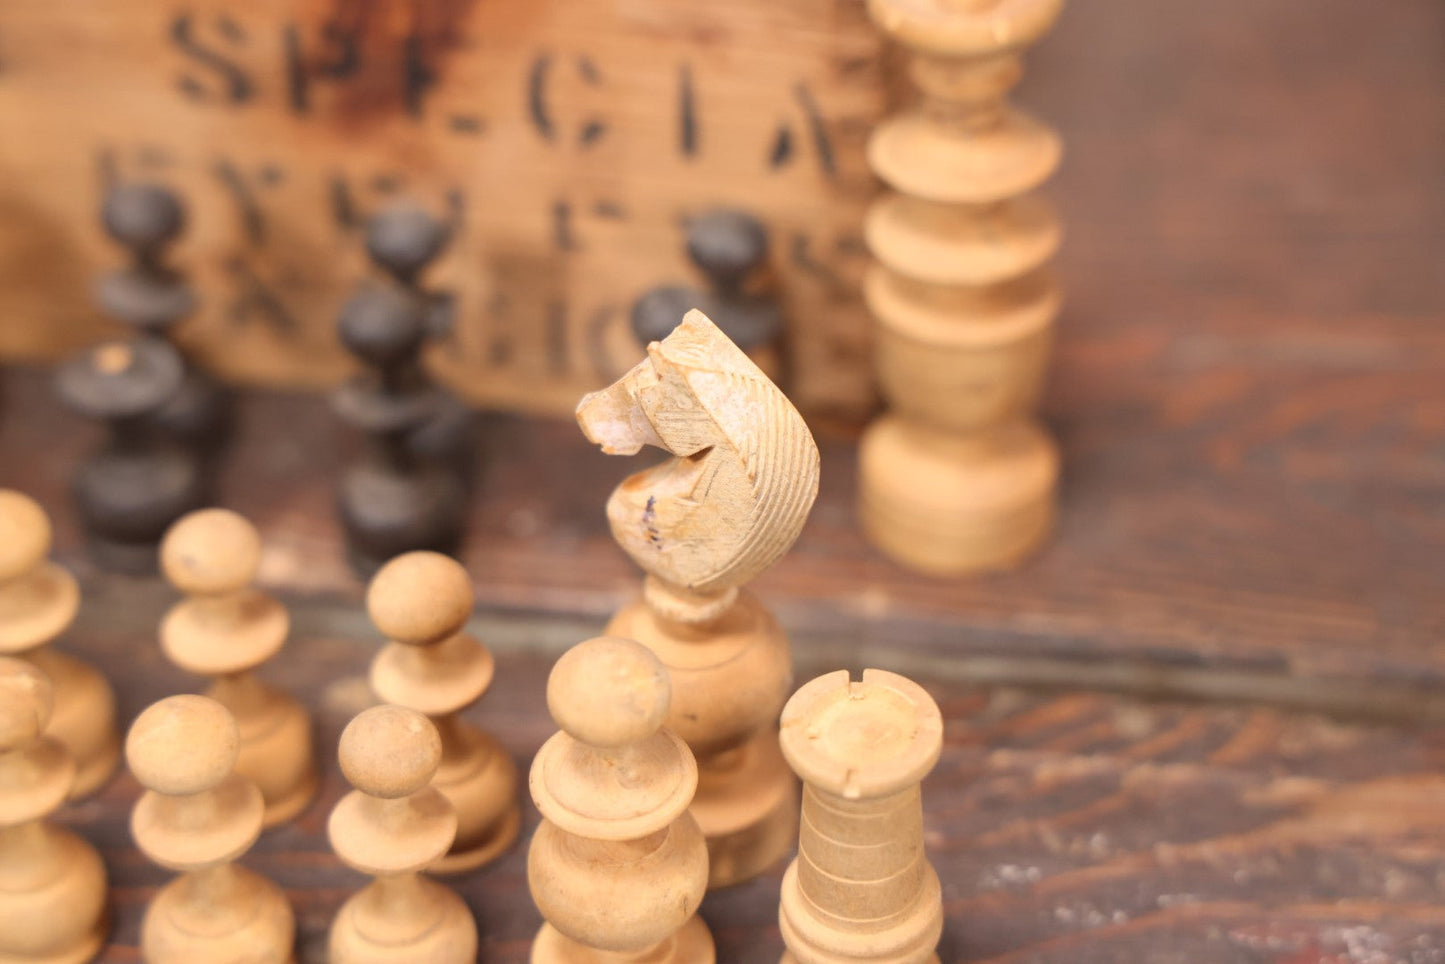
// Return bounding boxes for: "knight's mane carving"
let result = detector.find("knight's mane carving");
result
[576,310,820,595]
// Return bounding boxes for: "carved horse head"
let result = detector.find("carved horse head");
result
[576,310,819,596]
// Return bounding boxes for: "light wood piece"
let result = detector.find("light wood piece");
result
[528,636,714,963]
[777,669,944,964]
[366,551,520,873]
[0,489,119,799]
[127,694,295,964]
[328,704,478,964]
[576,310,820,889]
[858,0,1066,574]
[0,657,108,964]
[159,507,317,827]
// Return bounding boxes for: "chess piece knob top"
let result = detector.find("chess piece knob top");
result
[532,637,696,840]
[127,694,239,796]
[337,283,429,369]
[161,508,262,595]
[780,669,943,799]
[867,0,1064,56]
[686,208,768,289]
[55,338,183,422]
[547,635,670,749]
[339,704,443,799]
[331,706,456,876]
[366,551,474,646]
[366,202,451,281]
[0,657,53,751]
[103,182,185,256]
[0,490,52,583]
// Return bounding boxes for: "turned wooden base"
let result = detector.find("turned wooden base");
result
[781,954,939,964]
[689,730,798,890]
[63,733,119,802]
[532,915,716,964]
[329,877,475,964]
[222,692,318,830]
[430,790,520,875]
[428,729,521,875]
[142,865,295,964]
[30,649,120,800]
[0,830,109,964]
[859,415,1058,576]
[0,924,107,964]
[605,592,796,889]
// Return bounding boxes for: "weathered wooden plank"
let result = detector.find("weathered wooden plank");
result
[4,359,1445,698]
[49,596,1445,962]
[0,0,881,416]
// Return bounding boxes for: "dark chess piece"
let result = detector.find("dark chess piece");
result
[333,283,466,577]
[631,209,785,381]
[363,201,475,478]
[55,339,206,575]
[95,181,232,458]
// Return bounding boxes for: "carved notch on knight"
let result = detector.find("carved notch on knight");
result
[576,308,819,621]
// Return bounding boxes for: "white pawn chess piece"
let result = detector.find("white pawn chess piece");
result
[127,694,295,963]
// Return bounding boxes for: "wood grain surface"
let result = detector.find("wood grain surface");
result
[4,0,1445,955]
[0,0,881,416]
[3,349,1444,712]
[49,595,1445,963]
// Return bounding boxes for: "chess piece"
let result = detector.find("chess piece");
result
[778,669,944,964]
[858,0,1065,574]
[127,694,295,964]
[333,281,467,576]
[0,490,119,799]
[95,181,231,456]
[576,310,820,889]
[0,657,109,964]
[363,201,475,475]
[529,636,713,962]
[366,551,520,873]
[328,704,478,964]
[55,338,206,574]
[632,209,785,381]
[159,508,317,827]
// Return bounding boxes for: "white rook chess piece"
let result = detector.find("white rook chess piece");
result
[778,669,945,964]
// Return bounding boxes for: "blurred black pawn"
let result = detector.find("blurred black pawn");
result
[631,209,785,381]
[332,283,466,577]
[95,181,232,459]
[55,339,206,575]
[363,201,475,480]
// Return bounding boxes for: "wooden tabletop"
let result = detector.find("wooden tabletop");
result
[4,0,1445,958]
[56,599,1445,963]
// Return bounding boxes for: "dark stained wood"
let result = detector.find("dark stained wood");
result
[4,344,1445,713]
[50,595,1445,963]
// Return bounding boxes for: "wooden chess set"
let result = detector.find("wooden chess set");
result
[3,0,1445,961]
